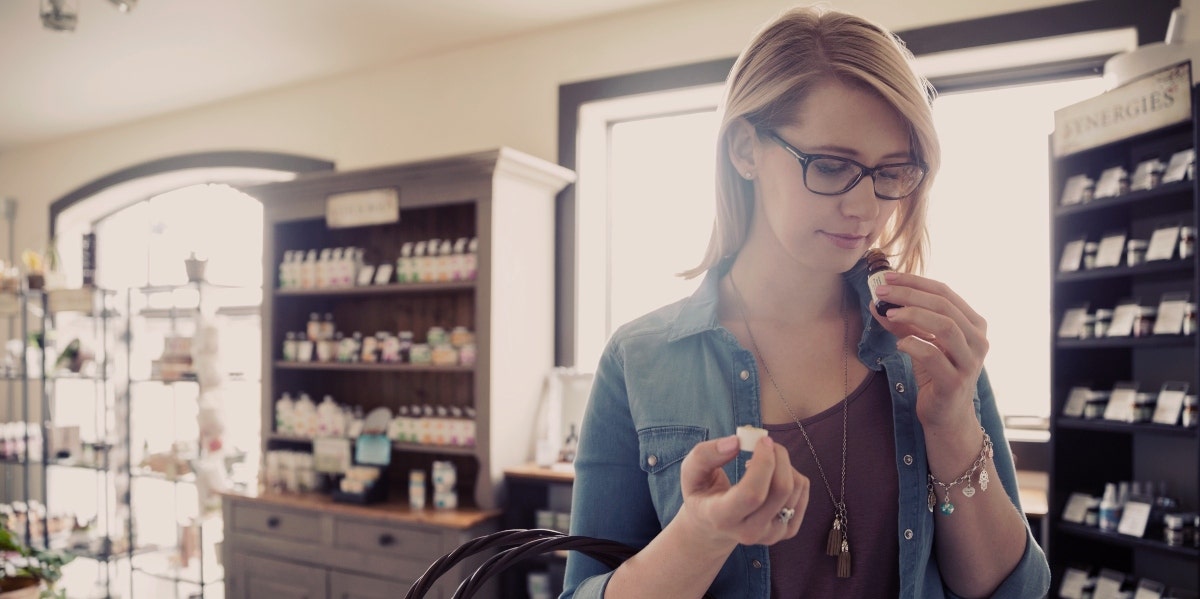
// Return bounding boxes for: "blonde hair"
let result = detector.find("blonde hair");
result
[683,5,939,278]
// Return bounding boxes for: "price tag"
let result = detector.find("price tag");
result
[313,437,352,474]
[1104,382,1138,423]
[1131,159,1165,191]
[1146,226,1180,261]
[373,264,394,285]
[1163,148,1195,183]
[1092,569,1126,599]
[1134,579,1165,599]
[356,265,376,287]
[1094,166,1127,198]
[1061,174,1093,206]
[1153,291,1190,335]
[1063,386,1092,418]
[1058,566,1090,599]
[1094,232,1127,268]
[1059,239,1086,272]
[1058,306,1090,338]
[1118,501,1152,537]
[1106,301,1140,337]
[1061,492,1094,523]
[1152,381,1189,425]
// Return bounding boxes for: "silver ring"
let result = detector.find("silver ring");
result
[778,507,796,525]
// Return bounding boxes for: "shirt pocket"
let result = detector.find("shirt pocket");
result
[637,425,709,474]
[637,425,708,519]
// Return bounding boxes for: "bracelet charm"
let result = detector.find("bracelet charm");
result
[926,428,993,517]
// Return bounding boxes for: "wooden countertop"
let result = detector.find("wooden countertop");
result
[504,463,575,484]
[222,490,501,530]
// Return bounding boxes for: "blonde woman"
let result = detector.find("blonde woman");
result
[562,6,1050,599]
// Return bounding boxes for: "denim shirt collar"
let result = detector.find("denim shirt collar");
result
[664,256,898,371]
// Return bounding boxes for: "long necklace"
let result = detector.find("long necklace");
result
[729,271,853,578]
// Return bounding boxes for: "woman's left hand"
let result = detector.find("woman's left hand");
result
[869,271,988,430]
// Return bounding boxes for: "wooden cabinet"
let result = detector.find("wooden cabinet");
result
[1048,83,1200,594]
[229,553,327,599]
[224,148,573,599]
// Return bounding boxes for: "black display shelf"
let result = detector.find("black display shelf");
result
[1056,335,1195,349]
[274,360,473,373]
[274,281,475,297]
[1055,180,1194,219]
[1059,521,1200,559]
[1055,258,1193,284]
[1057,417,1197,437]
[266,434,476,457]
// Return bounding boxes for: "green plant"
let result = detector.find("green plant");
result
[0,525,72,598]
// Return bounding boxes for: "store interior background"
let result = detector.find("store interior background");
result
[0,0,1186,596]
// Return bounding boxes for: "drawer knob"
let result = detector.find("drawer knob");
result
[267,516,281,529]
[379,533,396,546]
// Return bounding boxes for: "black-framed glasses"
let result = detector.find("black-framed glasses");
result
[766,131,927,200]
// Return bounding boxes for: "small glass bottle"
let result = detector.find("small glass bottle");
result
[1099,482,1121,532]
[1180,226,1196,260]
[306,312,322,341]
[864,249,902,316]
[398,331,414,363]
[282,332,298,362]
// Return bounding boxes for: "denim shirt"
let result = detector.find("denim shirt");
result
[562,260,1050,599]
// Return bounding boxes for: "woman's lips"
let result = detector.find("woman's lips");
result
[822,231,866,249]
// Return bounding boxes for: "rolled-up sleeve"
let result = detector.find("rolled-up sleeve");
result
[560,341,663,599]
[965,368,1051,598]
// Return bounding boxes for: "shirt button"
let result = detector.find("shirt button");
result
[904,529,914,540]
[895,382,905,393]
[751,559,762,569]
[740,370,750,381]
[875,356,882,365]
[903,454,913,466]
[647,455,658,467]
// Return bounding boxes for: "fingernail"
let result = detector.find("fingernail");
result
[875,285,890,296]
[717,435,738,453]
[884,272,899,282]
[760,435,774,449]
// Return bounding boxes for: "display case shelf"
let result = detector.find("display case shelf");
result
[274,281,475,298]
[1056,417,1197,437]
[1055,180,1193,219]
[266,434,477,457]
[1055,335,1195,349]
[1055,259,1193,283]
[1059,522,1200,559]
[273,360,473,373]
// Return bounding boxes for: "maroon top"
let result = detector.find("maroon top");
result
[765,370,901,598]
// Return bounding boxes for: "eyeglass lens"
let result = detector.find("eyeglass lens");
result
[806,157,924,199]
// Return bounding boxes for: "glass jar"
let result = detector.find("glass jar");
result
[282,332,298,362]
[1125,238,1148,267]
[1133,392,1157,423]
[1083,241,1099,270]
[1084,394,1109,420]
[1135,306,1158,337]
[1093,309,1113,338]
[1084,497,1100,527]
[427,326,447,347]
[1165,513,1188,546]
[1185,302,1198,336]
[1183,394,1198,427]
[1181,226,1196,260]
[397,331,414,363]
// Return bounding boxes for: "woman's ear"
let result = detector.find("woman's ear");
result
[727,117,760,180]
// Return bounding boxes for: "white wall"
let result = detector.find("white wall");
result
[0,0,1076,254]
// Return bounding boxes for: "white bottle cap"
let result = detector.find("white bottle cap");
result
[736,425,768,452]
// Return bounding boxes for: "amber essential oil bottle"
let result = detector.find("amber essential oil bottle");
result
[865,249,903,317]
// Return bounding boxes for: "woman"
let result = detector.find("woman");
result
[561,6,1050,599]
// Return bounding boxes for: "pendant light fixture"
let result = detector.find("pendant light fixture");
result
[39,0,138,33]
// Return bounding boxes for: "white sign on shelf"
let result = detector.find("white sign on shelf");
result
[1053,62,1192,157]
[326,188,400,229]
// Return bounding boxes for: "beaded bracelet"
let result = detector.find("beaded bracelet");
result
[927,428,994,516]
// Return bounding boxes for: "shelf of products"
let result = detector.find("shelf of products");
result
[219,148,573,599]
[1048,78,1200,597]
[126,280,261,598]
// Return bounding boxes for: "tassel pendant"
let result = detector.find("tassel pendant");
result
[826,516,843,557]
[927,486,936,513]
[836,538,851,578]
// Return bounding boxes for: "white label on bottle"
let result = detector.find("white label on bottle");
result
[867,270,888,305]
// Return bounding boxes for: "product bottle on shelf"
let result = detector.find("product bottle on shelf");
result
[275,393,295,437]
[279,250,293,289]
[301,250,318,289]
[465,237,479,280]
[397,242,414,283]
[437,239,454,282]
[317,249,332,288]
[328,248,343,288]
[413,241,429,282]
[1099,483,1121,532]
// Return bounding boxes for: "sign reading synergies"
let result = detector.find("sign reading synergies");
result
[326,188,400,229]
[1052,61,1192,157]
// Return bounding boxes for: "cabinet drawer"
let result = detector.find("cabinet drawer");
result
[333,517,441,560]
[234,553,327,599]
[231,503,322,544]
[330,570,429,599]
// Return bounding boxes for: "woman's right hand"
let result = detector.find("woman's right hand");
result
[677,434,809,548]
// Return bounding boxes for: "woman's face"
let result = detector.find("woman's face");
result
[746,79,915,275]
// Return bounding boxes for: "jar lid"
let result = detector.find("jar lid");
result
[1126,239,1149,250]
[1165,513,1187,528]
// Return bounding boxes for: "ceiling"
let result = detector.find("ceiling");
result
[0,0,684,152]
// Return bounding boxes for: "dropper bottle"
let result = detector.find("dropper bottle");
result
[865,249,903,316]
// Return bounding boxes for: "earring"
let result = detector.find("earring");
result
[743,171,754,180]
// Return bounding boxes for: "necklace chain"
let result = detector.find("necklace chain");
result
[728,271,850,529]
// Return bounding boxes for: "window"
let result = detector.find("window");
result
[570,40,1123,422]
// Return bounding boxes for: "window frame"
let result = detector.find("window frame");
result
[554,0,1176,367]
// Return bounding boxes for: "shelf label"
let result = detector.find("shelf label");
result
[1052,62,1191,157]
[326,188,400,229]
